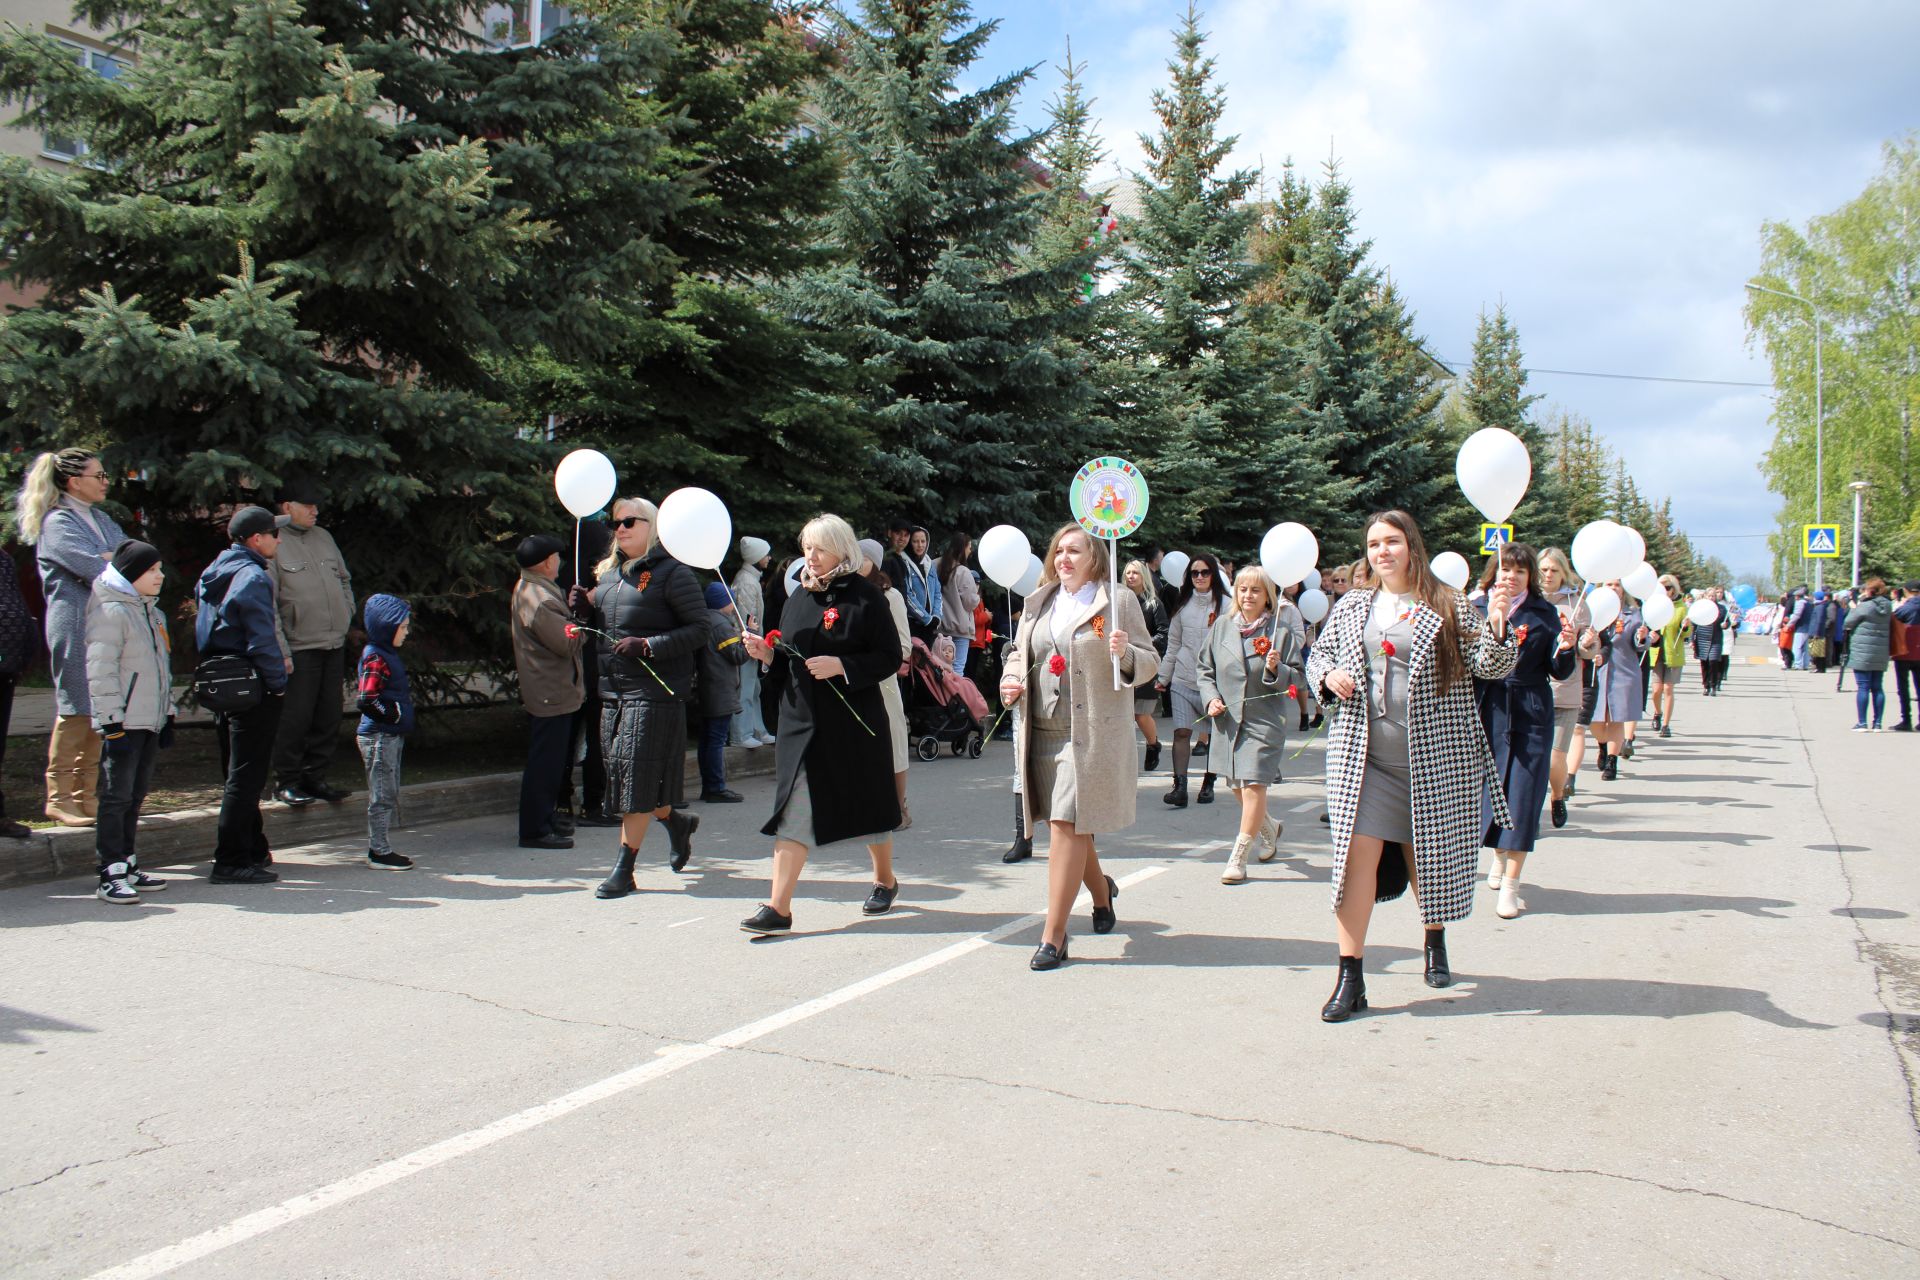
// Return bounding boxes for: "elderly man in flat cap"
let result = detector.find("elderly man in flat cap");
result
[512,534,583,849]
[269,474,356,807]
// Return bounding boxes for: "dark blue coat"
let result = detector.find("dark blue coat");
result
[1475,594,1575,852]
[195,545,289,692]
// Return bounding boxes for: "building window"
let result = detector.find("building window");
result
[42,41,128,164]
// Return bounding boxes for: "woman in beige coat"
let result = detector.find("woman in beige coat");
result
[1001,525,1159,970]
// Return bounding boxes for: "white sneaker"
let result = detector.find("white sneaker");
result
[740,736,762,749]
[97,869,140,905]
[1221,836,1251,884]
[758,732,776,744]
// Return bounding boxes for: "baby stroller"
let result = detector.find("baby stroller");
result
[905,638,986,761]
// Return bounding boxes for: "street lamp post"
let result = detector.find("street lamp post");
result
[1850,480,1870,588]
[1747,282,1825,589]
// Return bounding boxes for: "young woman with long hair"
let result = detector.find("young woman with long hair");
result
[1532,547,1594,833]
[1159,551,1229,807]
[1123,559,1169,772]
[935,531,980,676]
[1305,511,1518,1021]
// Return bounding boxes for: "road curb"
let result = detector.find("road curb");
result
[0,746,777,889]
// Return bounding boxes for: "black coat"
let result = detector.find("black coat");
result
[592,548,708,701]
[696,608,747,718]
[1476,594,1574,852]
[761,572,902,846]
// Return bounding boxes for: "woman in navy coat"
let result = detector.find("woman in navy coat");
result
[1474,544,1576,921]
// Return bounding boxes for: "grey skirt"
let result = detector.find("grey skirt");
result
[1025,726,1078,827]
[1353,715,1414,845]
[601,696,686,814]
[774,774,894,849]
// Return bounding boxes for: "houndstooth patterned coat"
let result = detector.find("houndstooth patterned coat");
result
[1307,587,1518,925]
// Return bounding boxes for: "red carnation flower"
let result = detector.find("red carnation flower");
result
[564,623,580,639]
[1286,684,1299,699]
[1381,639,1397,658]
[1515,624,1531,646]
[1047,653,1066,676]
[765,629,782,645]
[822,607,840,630]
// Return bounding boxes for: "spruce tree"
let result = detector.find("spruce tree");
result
[784,0,1090,531]
[1460,304,1568,552]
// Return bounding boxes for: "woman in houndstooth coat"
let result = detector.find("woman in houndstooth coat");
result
[1306,511,1518,1022]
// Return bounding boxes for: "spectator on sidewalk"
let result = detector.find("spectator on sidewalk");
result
[511,534,581,850]
[936,532,980,675]
[17,448,124,827]
[858,539,914,827]
[730,536,776,748]
[1829,589,1853,689]
[196,506,292,884]
[354,594,416,869]
[0,550,38,839]
[1789,588,1815,670]
[1844,579,1892,732]
[1893,581,1920,732]
[86,540,175,904]
[1806,590,1834,673]
[696,582,748,803]
[901,525,943,646]
[269,475,356,807]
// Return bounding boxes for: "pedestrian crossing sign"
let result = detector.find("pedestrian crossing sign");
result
[1479,523,1513,555]
[1803,524,1840,558]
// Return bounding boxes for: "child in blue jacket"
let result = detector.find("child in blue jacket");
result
[356,594,415,870]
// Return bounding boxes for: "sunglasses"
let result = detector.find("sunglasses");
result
[1190,568,1212,578]
[612,516,649,530]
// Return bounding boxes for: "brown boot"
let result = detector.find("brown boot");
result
[45,715,93,827]
[75,720,102,819]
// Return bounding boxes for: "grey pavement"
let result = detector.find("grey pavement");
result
[2,655,1916,1279]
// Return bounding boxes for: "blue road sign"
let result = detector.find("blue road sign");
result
[1803,524,1840,559]
[1479,523,1514,555]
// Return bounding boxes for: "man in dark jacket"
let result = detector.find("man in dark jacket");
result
[696,582,748,803]
[1894,582,1920,731]
[195,505,291,883]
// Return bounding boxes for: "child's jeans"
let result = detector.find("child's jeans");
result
[357,733,405,854]
[96,729,157,874]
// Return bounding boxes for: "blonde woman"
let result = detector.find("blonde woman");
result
[1196,567,1305,883]
[572,497,708,897]
[1531,547,1595,836]
[17,448,124,826]
[1001,526,1159,969]
[1123,559,1169,771]
[740,515,904,933]
[1650,574,1690,737]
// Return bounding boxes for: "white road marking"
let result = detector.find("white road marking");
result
[666,917,705,929]
[85,865,1170,1280]
[1289,800,1318,813]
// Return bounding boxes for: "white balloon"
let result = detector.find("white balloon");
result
[1641,592,1676,629]
[554,448,617,519]
[1298,588,1330,624]
[1431,551,1470,590]
[1571,520,1639,584]
[1302,568,1322,592]
[1259,522,1319,588]
[978,524,1031,589]
[1160,550,1191,587]
[1687,597,1721,627]
[1620,524,1647,566]
[1455,427,1533,524]
[1013,553,1043,598]
[1621,561,1662,601]
[785,558,804,592]
[655,486,732,570]
[1587,586,1622,632]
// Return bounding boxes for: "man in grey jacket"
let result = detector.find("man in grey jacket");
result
[269,476,355,805]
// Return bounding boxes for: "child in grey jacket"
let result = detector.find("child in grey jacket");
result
[86,540,174,904]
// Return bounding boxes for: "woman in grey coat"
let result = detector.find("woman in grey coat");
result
[1197,566,1305,884]
[16,448,125,826]
[1587,582,1651,782]
[1844,578,1893,730]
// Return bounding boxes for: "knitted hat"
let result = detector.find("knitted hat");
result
[739,536,771,564]
[516,534,566,568]
[110,539,161,583]
[857,538,886,572]
[704,582,733,610]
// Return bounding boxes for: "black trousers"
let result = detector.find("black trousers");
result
[520,712,573,839]
[1895,660,1920,726]
[96,730,158,871]
[273,645,345,788]
[215,694,283,869]
[0,674,13,820]
[561,699,606,816]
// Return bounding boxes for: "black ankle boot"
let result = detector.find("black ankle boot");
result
[1196,773,1216,804]
[596,843,638,898]
[1163,780,1188,808]
[1424,928,1451,988]
[1321,955,1367,1022]
[665,810,699,872]
[1002,795,1033,863]
[1600,753,1617,781]
[1143,741,1161,772]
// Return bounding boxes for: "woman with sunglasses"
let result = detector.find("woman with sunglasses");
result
[1691,586,1730,698]
[1649,574,1691,736]
[16,448,125,826]
[573,497,709,897]
[1160,552,1229,807]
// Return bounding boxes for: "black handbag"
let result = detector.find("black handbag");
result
[192,587,264,712]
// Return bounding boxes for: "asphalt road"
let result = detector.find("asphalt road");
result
[4,656,1916,1279]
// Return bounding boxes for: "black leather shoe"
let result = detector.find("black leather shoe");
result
[700,789,745,804]
[1162,783,1188,808]
[1550,798,1567,828]
[666,811,699,872]
[740,904,792,934]
[272,784,317,807]
[1029,937,1070,970]
[1002,840,1032,863]
[210,864,278,884]
[305,782,350,803]
[551,811,576,837]
[1143,742,1161,772]
[1601,756,1618,781]
[575,811,622,828]
[1091,874,1118,934]
[1321,956,1366,1021]
[1565,777,1577,798]
[1424,929,1451,988]
[519,832,574,850]
[1196,775,1216,804]
[862,881,900,915]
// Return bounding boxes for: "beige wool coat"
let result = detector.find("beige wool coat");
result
[1007,581,1159,835]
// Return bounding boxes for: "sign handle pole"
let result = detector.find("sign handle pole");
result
[1110,537,1122,691]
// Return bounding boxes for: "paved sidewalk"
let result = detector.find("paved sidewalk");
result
[2,664,1914,1278]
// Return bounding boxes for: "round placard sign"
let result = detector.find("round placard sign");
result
[1070,456,1149,540]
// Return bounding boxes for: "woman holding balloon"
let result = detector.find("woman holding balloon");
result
[1691,587,1730,697]
[1585,580,1651,782]
[1307,511,1518,1022]
[1533,548,1595,833]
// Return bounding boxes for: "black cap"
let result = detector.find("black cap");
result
[276,473,321,506]
[110,539,161,583]
[228,505,291,542]
[516,534,567,568]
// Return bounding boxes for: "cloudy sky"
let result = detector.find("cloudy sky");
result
[962,0,1918,578]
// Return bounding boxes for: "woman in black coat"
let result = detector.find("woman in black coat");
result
[1475,543,1576,921]
[738,514,904,934]
[573,497,710,898]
